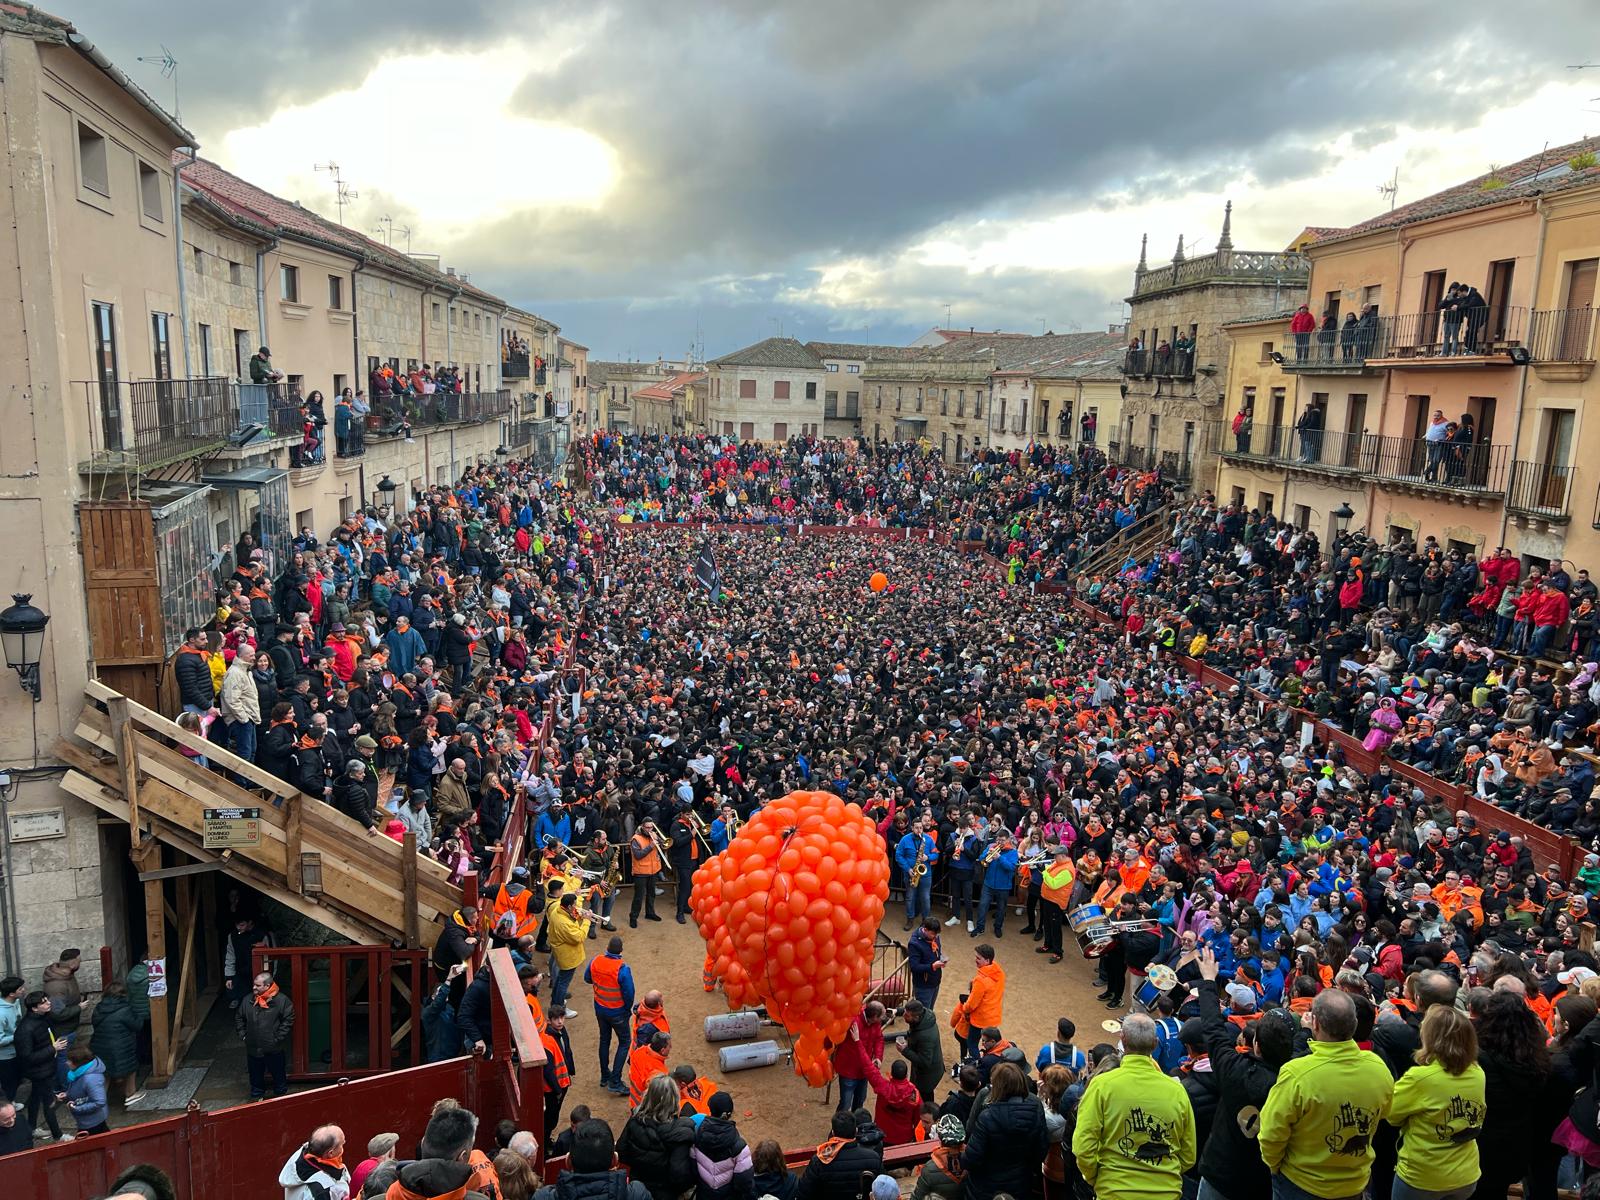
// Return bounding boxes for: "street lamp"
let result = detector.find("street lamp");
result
[1332,501,1355,536]
[0,593,50,703]
[495,445,510,459]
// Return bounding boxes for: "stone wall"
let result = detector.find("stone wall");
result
[358,269,426,378]
[707,364,826,440]
[181,207,264,379]
[858,362,989,457]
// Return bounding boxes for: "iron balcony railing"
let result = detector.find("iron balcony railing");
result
[1280,321,1386,368]
[1159,450,1194,482]
[1505,459,1575,520]
[1214,420,1371,471]
[1123,347,1195,379]
[1364,433,1508,492]
[80,376,243,468]
[394,389,514,429]
[502,350,531,380]
[1369,305,1527,360]
[1528,307,1597,362]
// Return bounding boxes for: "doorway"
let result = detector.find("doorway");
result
[1419,270,1447,349]
[1486,259,1516,343]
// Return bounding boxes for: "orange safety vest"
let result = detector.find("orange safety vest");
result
[702,953,718,994]
[629,1045,668,1107]
[634,1003,670,1043]
[492,886,538,939]
[632,834,662,876]
[526,992,546,1032]
[678,1074,719,1116]
[590,954,627,1012]
[1041,863,1075,908]
[541,1030,571,1089]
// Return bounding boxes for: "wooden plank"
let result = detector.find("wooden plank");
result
[170,874,198,1073]
[137,860,226,882]
[108,696,142,851]
[83,681,300,802]
[402,832,420,950]
[138,839,171,1089]
[285,794,303,895]
[59,769,394,945]
[59,741,457,941]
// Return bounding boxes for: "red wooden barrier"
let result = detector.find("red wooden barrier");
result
[2,950,545,1200]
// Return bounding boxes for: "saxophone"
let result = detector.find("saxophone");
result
[603,847,623,895]
[908,837,928,886]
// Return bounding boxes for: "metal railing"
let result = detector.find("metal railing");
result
[1123,348,1195,378]
[1529,307,1597,362]
[1280,323,1384,368]
[502,350,531,380]
[1364,433,1508,491]
[1133,247,1309,298]
[1159,449,1194,482]
[1214,420,1371,471]
[1370,305,1527,359]
[398,389,514,429]
[79,376,241,467]
[1505,459,1575,520]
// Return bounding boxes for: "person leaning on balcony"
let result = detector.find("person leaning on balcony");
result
[249,345,283,389]
[1423,409,1450,480]
[1231,405,1252,453]
[1340,310,1360,360]
[1290,303,1316,361]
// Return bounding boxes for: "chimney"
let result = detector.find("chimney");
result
[446,267,456,277]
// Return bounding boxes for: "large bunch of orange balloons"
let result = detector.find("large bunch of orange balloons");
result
[690,790,889,1086]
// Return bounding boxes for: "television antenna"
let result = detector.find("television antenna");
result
[314,162,359,224]
[136,46,180,121]
[395,225,413,254]
[372,214,394,247]
[1378,167,1399,211]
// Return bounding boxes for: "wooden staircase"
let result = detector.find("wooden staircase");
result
[1077,502,1173,581]
[58,680,462,947]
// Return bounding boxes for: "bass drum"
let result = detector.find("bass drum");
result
[1075,928,1114,958]
[1067,904,1107,935]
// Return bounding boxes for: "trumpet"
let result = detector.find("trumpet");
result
[1017,851,1053,870]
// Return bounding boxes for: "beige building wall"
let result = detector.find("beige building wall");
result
[181,202,269,380]
[708,363,825,441]
[860,362,989,457]
[262,239,359,401]
[358,268,427,381]
[0,29,197,986]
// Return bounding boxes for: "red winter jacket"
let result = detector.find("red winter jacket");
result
[1534,589,1571,628]
[1290,310,1317,334]
[863,1059,923,1146]
[833,1012,884,1080]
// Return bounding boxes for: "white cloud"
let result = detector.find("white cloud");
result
[789,80,1600,327]
[216,44,619,239]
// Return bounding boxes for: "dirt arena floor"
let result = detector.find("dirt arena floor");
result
[562,890,1116,1149]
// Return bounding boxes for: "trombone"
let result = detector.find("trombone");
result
[681,810,715,858]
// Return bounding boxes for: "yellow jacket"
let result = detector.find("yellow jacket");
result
[1071,1052,1195,1200]
[545,903,591,970]
[1258,1038,1393,1199]
[1386,1060,1485,1192]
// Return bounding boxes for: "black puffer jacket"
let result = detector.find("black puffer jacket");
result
[14,1010,56,1079]
[1194,980,1281,1200]
[617,1114,697,1200]
[174,646,214,709]
[961,1096,1049,1200]
[534,1169,652,1200]
[796,1138,883,1200]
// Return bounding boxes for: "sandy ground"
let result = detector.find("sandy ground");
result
[558,890,1115,1149]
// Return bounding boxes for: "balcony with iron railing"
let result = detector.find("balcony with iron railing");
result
[1505,459,1575,524]
[1365,305,1527,364]
[1123,347,1195,379]
[1278,322,1387,372]
[1363,433,1508,495]
[1529,307,1597,381]
[1212,419,1371,474]
[78,376,248,472]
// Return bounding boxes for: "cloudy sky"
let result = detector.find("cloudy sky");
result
[68,0,1600,360]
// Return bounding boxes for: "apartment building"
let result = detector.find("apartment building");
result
[1120,204,1311,485]
[706,338,826,441]
[1031,347,1125,454]
[804,342,924,439]
[985,331,1127,453]
[0,7,579,989]
[1212,138,1600,568]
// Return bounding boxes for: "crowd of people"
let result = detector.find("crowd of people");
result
[26,428,1600,1200]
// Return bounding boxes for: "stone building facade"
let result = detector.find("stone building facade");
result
[179,194,271,380]
[707,338,826,441]
[1119,204,1310,484]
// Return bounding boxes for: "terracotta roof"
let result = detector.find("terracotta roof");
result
[633,370,706,401]
[804,341,925,362]
[710,337,823,369]
[1221,309,1297,329]
[1318,136,1600,246]
[180,157,507,306]
[932,328,1034,341]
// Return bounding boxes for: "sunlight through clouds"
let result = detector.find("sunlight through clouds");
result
[216,45,619,239]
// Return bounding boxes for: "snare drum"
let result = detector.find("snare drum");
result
[1076,928,1114,958]
[1135,976,1164,1011]
[1067,904,1107,935]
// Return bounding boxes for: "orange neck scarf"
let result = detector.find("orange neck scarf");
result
[255,982,280,1008]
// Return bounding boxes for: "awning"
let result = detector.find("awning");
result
[201,466,289,490]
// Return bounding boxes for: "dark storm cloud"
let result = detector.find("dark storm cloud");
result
[60,0,1600,357]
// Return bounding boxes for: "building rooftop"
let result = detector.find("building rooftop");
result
[710,337,824,370]
[804,341,926,362]
[633,371,706,402]
[1320,135,1600,246]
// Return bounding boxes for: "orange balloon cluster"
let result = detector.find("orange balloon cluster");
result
[868,572,888,592]
[690,790,889,1086]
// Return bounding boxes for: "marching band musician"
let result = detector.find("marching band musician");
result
[1037,847,1075,963]
[709,803,740,854]
[947,813,983,932]
[668,806,705,924]
[895,816,938,932]
[629,820,664,928]
[579,831,622,935]
[970,833,1018,939]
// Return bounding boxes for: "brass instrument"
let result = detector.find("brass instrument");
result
[726,813,743,838]
[908,838,929,887]
[982,841,1006,867]
[681,810,715,857]
[604,852,624,895]
[1017,851,1053,870]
